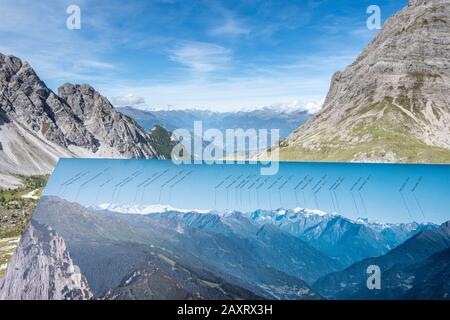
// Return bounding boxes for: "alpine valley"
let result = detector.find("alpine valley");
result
[0,196,448,300]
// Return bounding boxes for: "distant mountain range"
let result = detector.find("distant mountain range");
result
[117,106,311,137]
[0,53,165,188]
[1,196,447,300]
[117,106,311,155]
[0,196,330,299]
[249,208,437,266]
[279,0,450,163]
[92,204,437,267]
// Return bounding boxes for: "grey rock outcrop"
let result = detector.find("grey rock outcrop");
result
[0,54,98,150]
[0,220,93,300]
[0,53,164,187]
[281,0,450,163]
[58,83,158,158]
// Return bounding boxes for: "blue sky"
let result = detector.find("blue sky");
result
[0,0,407,111]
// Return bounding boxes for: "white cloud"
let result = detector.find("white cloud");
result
[74,59,116,71]
[111,94,146,107]
[101,73,328,112]
[289,100,324,114]
[169,41,231,73]
[304,100,324,114]
[268,99,325,114]
[209,18,250,38]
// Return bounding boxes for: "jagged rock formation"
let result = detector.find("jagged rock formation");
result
[0,220,93,300]
[0,55,97,151]
[280,0,450,163]
[0,53,163,188]
[249,208,437,267]
[58,84,158,158]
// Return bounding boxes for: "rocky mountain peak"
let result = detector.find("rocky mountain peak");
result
[58,82,161,159]
[280,0,450,163]
[0,53,164,186]
[0,53,98,150]
[0,54,23,82]
[58,83,112,121]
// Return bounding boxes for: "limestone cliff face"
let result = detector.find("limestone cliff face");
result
[0,54,98,151]
[281,0,450,163]
[0,53,164,187]
[58,83,159,159]
[0,220,93,300]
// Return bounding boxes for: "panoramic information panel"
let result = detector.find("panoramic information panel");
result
[45,159,448,224]
[0,159,449,300]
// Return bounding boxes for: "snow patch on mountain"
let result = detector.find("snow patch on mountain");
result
[356,216,436,231]
[92,203,212,215]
